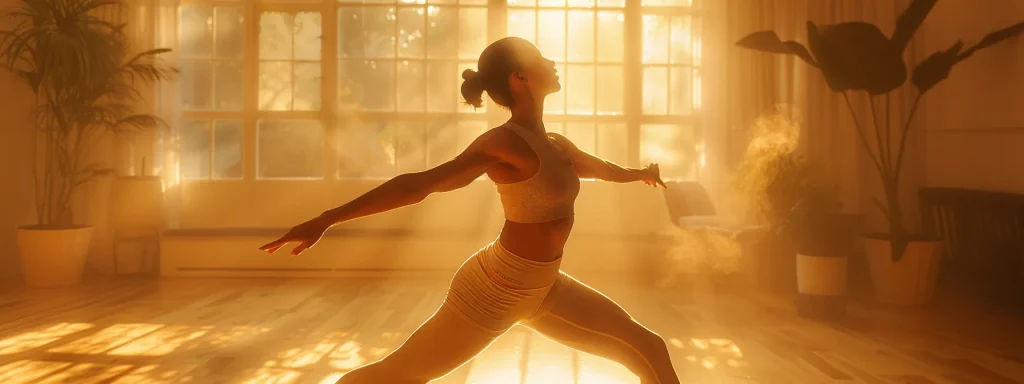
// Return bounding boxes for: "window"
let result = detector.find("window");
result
[179,120,244,180]
[178,5,245,181]
[506,0,629,167]
[259,11,323,112]
[176,0,701,182]
[639,1,702,179]
[334,0,489,179]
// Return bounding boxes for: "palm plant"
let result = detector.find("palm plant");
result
[0,0,177,227]
[735,0,1023,261]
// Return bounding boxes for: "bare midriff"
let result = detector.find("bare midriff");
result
[498,216,574,262]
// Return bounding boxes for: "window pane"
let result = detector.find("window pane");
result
[567,0,592,7]
[544,63,567,114]
[670,16,692,65]
[294,63,322,111]
[640,124,696,180]
[546,122,565,135]
[642,0,693,6]
[537,11,565,61]
[427,7,457,58]
[597,11,624,62]
[398,7,426,58]
[642,15,669,64]
[215,7,244,59]
[257,121,324,179]
[397,61,426,112]
[642,66,668,114]
[566,65,594,115]
[294,12,323,61]
[426,120,487,167]
[338,7,396,58]
[180,6,212,57]
[180,60,212,110]
[179,120,210,180]
[396,122,427,174]
[597,123,628,166]
[459,8,487,59]
[339,60,395,111]
[260,12,293,60]
[596,65,622,115]
[259,61,293,111]
[539,0,566,7]
[507,10,536,44]
[564,123,596,155]
[337,121,396,179]
[508,0,537,7]
[458,62,487,113]
[213,61,242,111]
[213,121,243,180]
[669,66,692,115]
[427,61,457,112]
[598,0,625,6]
[567,11,593,62]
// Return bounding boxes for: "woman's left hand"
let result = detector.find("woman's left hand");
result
[640,163,667,188]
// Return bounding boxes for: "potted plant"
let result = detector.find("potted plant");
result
[0,0,176,287]
[735,0,1024,305]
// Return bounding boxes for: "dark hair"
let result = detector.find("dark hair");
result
[461,37,533,109]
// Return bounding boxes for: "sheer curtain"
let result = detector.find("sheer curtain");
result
[702,0,809,216]
[701,0,922,229]
[124,0,183,228]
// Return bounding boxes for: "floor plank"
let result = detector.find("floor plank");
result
[0,276,1021,384]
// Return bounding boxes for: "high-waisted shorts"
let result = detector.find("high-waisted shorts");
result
[442,238,567,333]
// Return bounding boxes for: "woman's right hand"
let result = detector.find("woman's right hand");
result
[258,216,333,257]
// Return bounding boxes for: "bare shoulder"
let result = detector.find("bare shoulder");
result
[463,125,525,159]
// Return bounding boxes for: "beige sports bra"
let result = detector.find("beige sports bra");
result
[494,123,581,223]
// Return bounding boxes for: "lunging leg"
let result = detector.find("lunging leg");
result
[336,304,503,384]
[522,273,680,384]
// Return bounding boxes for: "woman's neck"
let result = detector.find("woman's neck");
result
[508,97,546,135]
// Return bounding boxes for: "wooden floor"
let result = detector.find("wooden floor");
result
[0,276,1022,384]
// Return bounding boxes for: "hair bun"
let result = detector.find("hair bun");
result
[462,69,478,82]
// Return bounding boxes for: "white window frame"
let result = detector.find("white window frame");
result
[175,0,702,183]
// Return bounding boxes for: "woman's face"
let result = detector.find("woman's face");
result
[514,43,561,99]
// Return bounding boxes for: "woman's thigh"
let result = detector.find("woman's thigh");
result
[522,273,680,384]
[337,304,503,384]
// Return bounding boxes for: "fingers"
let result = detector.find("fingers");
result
[290,241,313,257]
[259,238,290,254]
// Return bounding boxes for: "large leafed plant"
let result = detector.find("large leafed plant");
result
[0,0,177,227]
[735,0,1023,261]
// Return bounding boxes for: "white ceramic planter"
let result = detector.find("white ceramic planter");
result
[864,238,943,306]
[17,226,94,287]
[796,253,848,296]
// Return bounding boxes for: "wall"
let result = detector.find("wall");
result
[921,0,1024,193]
[0,70,36,283]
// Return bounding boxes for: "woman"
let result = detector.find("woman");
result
[260,37,681,384]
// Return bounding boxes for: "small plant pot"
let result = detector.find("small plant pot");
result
[864,236,943,306]
[17,226,94,287]
[795,253,848,319]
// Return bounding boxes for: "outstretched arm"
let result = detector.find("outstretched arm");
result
[548,133,667,187]
[260,132,502,256]
[319,149,496,226]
